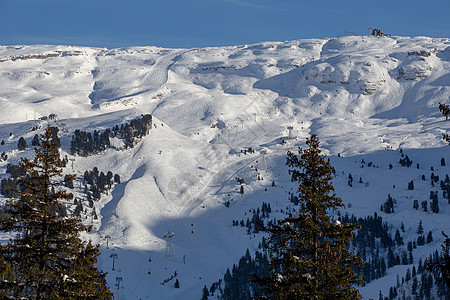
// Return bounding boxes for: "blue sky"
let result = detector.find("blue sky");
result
[1,0,449,48]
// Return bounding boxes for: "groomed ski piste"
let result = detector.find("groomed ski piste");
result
[1,35,450,299]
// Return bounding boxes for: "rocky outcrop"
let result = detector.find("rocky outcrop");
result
[0,50,83,63]
[397,65,433,80]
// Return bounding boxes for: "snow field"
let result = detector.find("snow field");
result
[1,36,450,298]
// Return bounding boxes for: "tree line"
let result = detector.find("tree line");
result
[70,114,152,156]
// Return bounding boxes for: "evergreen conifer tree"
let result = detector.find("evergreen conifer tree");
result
[254,134,362,299]
[431,198,439,214]
[32,134,40,147]
[0,126,113,299]
[406,268,411,281]
[201,285,210,300]
[426,231,433,244]
[17,136,27,151]
[417,220,424,235]
[426,232,450,293]
[394,229,403,246]
[412,276,418,294]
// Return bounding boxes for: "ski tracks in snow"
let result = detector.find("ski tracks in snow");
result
[142,49,190,89]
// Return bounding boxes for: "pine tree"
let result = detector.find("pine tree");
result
[114,174,120,184]
[426,232,450,292]
[417,235,425,246]
[254,134,362,299]
[406,268,411,281]
[387,247,396,268]
[32,134,40,146]
[411,276,418,294]
[201,285,210,300]
[417,220,424,235]
[0,126,113,299]
[17,136,27,151]
[430,198,439,213]
[380,258,387,277]
[426,231,433,244]
[394,229,403,246]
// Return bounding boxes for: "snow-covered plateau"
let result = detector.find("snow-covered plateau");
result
[1,35,450,299]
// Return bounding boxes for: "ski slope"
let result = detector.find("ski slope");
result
[1,35,450,299]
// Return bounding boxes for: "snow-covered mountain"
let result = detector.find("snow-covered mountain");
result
[1,35,450,299]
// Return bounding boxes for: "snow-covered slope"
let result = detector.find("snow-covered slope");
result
[1,35,450,299]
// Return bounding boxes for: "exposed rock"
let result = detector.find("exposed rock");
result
[362,79,386,95]
[407,50,431,57]
[397,66,432,80]
[320,80,336,85]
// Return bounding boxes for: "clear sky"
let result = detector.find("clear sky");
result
[1,0,449,49]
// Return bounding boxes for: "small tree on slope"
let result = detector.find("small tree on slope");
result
[0,126,113,299]
[254,134,362,299]
[426,232,450,295]
[439,102,450,143]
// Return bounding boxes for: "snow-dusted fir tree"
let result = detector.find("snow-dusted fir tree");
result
[0,126,113,299]
[426,232,450,295]
[255,134,362,299]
